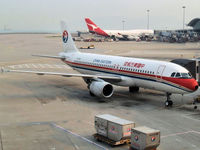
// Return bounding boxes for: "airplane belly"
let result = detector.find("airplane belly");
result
[115,76,187,94]
[115,76,136,86]
[151,81,187,94]
[70,63,189,95]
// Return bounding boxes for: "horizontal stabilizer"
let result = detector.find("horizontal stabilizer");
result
[32,54,65,59]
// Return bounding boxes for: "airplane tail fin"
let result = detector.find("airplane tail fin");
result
[85,18,109,37]
[85,18,98,33]
[60,21,79,53]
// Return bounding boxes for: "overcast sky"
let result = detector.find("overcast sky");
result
[0,0,200,32]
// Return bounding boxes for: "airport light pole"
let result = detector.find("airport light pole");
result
[182,6,186,30]
[122,20,125,31]
[147,10,150,30]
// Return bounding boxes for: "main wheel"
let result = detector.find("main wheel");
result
[129,86,139,93]
[165,100,173,107]
[165,101,169,107]
[169,100,173,106]
[89,91,95,97]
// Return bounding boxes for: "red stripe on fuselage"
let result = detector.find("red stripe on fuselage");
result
[162,77,197,91]
[64,60,197,92]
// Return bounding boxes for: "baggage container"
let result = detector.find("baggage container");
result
[131,126,160,150]
[95,114,135,142]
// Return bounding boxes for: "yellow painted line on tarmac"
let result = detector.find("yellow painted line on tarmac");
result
[161,130,200,139]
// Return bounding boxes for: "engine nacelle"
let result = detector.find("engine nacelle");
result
[89,81,114,98]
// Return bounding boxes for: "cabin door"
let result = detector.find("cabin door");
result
[156,65,166,80]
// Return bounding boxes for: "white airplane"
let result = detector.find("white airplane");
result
[2,21,199,107]
[85,18,154,41]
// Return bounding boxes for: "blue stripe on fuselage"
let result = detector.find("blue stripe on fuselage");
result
[68,63,190,93]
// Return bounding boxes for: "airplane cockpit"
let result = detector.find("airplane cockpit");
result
[171,72,192,79]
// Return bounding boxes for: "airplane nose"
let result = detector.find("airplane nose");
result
[192,79,199,91]
[190,79,199,92]
[195,85,199,91]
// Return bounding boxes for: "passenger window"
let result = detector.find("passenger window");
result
[176,72,181,78]
[171,72,176,77]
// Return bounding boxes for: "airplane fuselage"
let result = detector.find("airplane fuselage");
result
[85,18,154,40]
[59,52,198,94]
[104,29,154,39]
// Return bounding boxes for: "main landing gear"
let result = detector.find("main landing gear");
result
[129,86,139,93]
[165,93,173,107]
[89,91,95,97]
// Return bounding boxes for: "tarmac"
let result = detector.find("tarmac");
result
[0,34,200,150]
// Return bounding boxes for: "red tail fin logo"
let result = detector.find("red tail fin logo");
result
[85,18,98,32]
[87,23,98,31]
[85,18,109,37]
[62,30,68,43]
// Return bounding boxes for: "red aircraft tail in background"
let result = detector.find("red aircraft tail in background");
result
[85,18,109,37]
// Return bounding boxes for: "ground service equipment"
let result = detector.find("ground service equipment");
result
[94,114,135,145]
[130,126,160,150]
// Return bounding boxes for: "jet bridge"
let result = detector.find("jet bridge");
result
[171,58,200,84]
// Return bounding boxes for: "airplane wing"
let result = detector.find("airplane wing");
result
[1,68,121,81]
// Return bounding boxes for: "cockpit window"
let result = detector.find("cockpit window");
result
[172,72,192,79]
[188,73,192,77]
[171,72,176,77]
[180,73,192,79]
[176,73,181,78]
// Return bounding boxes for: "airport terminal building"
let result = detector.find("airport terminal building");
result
[188,18,200,33]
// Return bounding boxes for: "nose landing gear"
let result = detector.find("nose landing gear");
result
[193,100,198,109]
[165,93,173,107]
[194,105,198,109]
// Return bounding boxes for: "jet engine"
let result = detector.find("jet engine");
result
[89,81,114,98]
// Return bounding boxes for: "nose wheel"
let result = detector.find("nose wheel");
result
[193,100,198,109]
[165,93,173,107]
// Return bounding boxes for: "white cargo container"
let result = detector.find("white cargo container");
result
[95,114,135,142]
[131,126,160,150]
